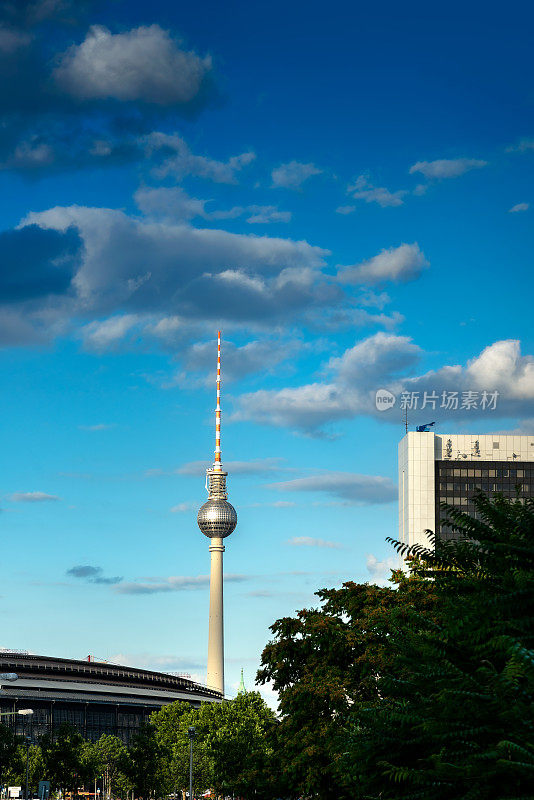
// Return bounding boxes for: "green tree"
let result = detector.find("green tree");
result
[203,691,278,799]
[151,693,279,799]
[128,723,165,799]
[257,574,437,800]
[41,723,86,796]
[93,735,130,800]
[151,702,213,795]
[4,741,45,792]
[347,493,534,799]
[0,724,19,789]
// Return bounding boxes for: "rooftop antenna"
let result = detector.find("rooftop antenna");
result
[404,404,408,434]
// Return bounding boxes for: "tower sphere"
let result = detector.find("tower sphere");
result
[197,498,237,539]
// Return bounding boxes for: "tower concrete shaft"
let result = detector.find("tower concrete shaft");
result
[197,331,237,698]
[207,537,225,692]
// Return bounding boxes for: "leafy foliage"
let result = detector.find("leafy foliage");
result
[41,723,89,794]
[259,492,534,800]
[257,571,437,799]
[150,690,278,797]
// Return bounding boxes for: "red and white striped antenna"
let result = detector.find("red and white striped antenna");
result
[214,331,222,471]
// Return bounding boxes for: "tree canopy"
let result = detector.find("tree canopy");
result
[259,492,534,800]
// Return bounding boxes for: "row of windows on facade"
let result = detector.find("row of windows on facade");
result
[437,467,533,478]
[438,495,526,515]
[2,706,151,742]
[438,482,530,493]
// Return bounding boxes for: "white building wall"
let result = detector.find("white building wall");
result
[398,433,534,551]
[398,432,436,549]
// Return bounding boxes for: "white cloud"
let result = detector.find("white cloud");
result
[134,186,207,221]
[268,472,397,504]
[146,132,255,184]
[505,139,534,153]
[358,290,391,310]
[4,140,55,170]
[178,337,300,384]
[22,205,330,327]
[108,651,204,673]
[233,335,534,432]
[78,423,114,431]
[389,339,534,421]
[170,502,195,513]
[314,307,404,331]
[0,27,32,54]
[67,565,122,585]
[336,205,356,215]
[328,332,422,386]
[366,553,398,584]
[116,573,249,595]
[271,160,322,189]
[287,536,343,549]
[81,314,142,350]
[233,331,420,431]
[135,190,290,225]
[10,491,60,502]
[338,242,429,285]
[7,202,415,345]
[347,175,407,207]
[178,458,285,476]
[235,382,353,431]
[54,25,212,105]
[409,158,487,179]
[509,202,529,213]
[246,206,291,224]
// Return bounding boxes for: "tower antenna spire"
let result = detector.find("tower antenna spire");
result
[214,330,222,471]
[197,331,238,696]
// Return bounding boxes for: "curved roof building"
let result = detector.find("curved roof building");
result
[0,652,220,744]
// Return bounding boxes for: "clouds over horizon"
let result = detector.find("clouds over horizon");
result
[116,573,249,595]
[287,536,343,549]
[66,565,122,585]
[338,243,429,285]
[0,201,426,349]
[268,471,397,504]
[145,133,255,184]
[54,25,212,106]
[178,457,286,476]
[233,334,534,433]
[10,491,60,502]
[409,158,487,179]
[13,204,331,342]
[347,175,408,207]
[0,12,217,174]
[271,160,322,189]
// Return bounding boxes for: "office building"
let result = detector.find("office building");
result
[398,433,534,548]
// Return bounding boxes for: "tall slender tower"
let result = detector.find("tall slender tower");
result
[197,332,237,695]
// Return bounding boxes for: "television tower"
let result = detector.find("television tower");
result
[197,332,237,695]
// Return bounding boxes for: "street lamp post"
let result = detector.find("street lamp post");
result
[21,711,34,800]
[25,737,30,800]
[188,727,195,800]
[0,708,34,723]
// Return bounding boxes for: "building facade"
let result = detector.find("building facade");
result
[0,653,221,745]
[398,433,534,549]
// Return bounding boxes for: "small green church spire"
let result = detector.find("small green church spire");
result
[237,668,246,695]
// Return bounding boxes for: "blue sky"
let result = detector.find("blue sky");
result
[0,0,533,701]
